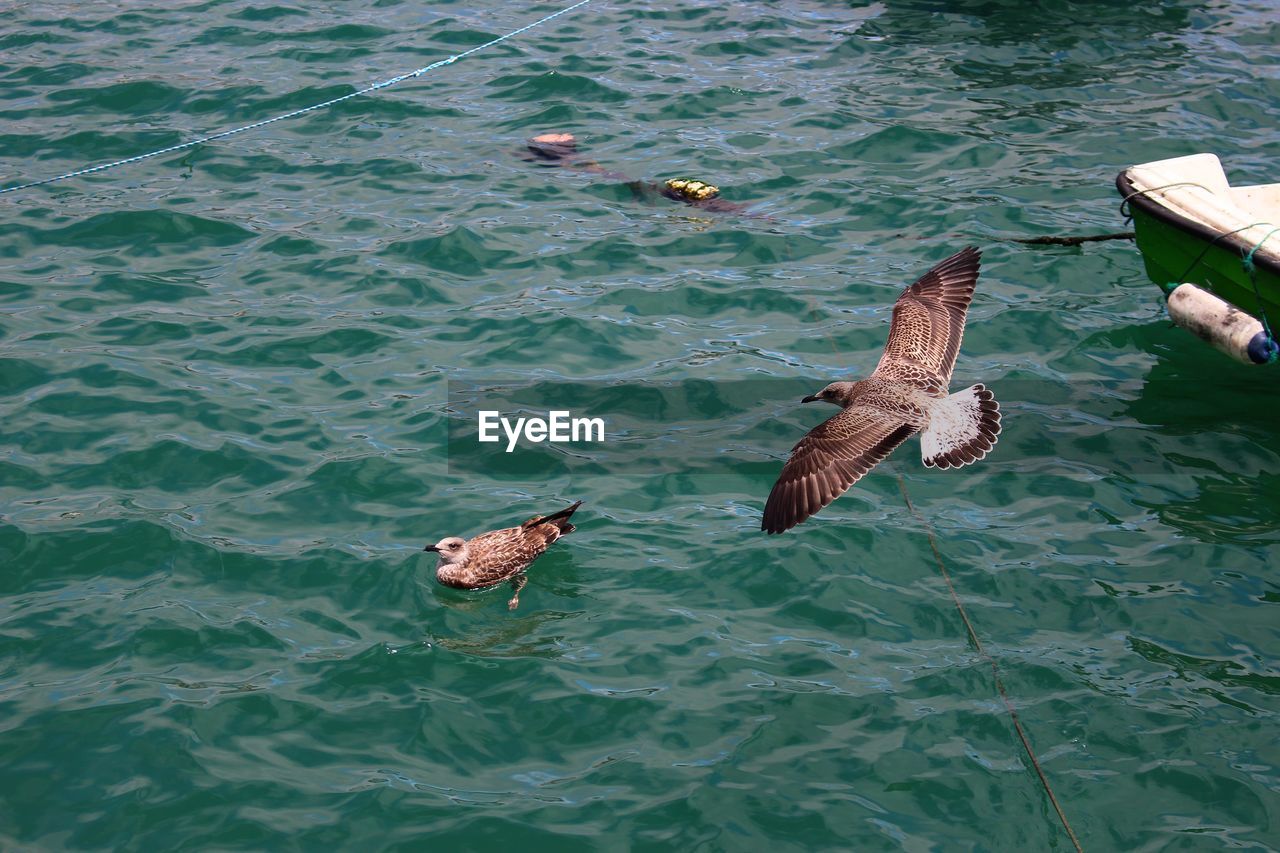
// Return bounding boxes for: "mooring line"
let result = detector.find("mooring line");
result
[897,475,1084,853]
[0,0,596,196]
[798,254,1082,848]
[1007,232,1133,246]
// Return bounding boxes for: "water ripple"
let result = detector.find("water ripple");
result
[2,1,1279,849]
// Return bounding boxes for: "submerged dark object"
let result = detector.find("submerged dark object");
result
[524,132,580,163]
[521,132,754,215]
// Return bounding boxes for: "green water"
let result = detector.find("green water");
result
[3,1,1279,850]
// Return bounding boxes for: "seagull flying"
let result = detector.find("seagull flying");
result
[762,247,1000,534]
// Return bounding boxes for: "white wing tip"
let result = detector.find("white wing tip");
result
[920,384,1001,469]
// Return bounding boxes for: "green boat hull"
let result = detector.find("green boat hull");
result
[1129,205,1280,323]
[1118,168,1280,328]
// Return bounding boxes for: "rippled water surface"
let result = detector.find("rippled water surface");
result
[3,1,1280,849]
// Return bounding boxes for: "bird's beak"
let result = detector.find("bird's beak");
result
[423,545,440,552]
[801,394,820,403]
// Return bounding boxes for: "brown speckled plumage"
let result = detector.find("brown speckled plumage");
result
[873,246,982,391]
[426,501,582,609]
[762,248,1000,535]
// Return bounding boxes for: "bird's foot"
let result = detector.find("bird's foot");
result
[508,574,527,611]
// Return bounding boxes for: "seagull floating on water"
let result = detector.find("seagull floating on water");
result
[425,501,582,609]
[762,247,1000,534]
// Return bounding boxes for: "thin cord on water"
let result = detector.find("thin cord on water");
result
[0,0,596,196]
[897,476,1084,853]
[802,258,1083,850]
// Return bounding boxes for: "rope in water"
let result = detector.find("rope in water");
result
[802,257,1082,849]
[0,0,596,196]
[1008,232,1133,246]
[897,476,1085,853]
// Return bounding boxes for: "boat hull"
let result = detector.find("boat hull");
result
[1116,167,1280,327]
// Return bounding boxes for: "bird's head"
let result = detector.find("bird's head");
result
[802,381,858,407]
[424,536,469,565]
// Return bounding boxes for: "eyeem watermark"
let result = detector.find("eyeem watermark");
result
[478,410,606,453]
[446,378,1263,480]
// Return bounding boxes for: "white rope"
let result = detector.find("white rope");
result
[0,0,596,196]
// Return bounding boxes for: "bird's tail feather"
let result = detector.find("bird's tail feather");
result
[920,385,1000,469]
[524,500,583,532]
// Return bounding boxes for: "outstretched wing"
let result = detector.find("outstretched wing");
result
[873,247,981,389]
[762,406,917,534]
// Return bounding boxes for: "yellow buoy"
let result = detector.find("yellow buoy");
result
[663,178,720,201]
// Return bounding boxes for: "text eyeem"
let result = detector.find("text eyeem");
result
[477,410,606,453]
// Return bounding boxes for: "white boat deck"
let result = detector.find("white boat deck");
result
[1126,153,1280,262]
